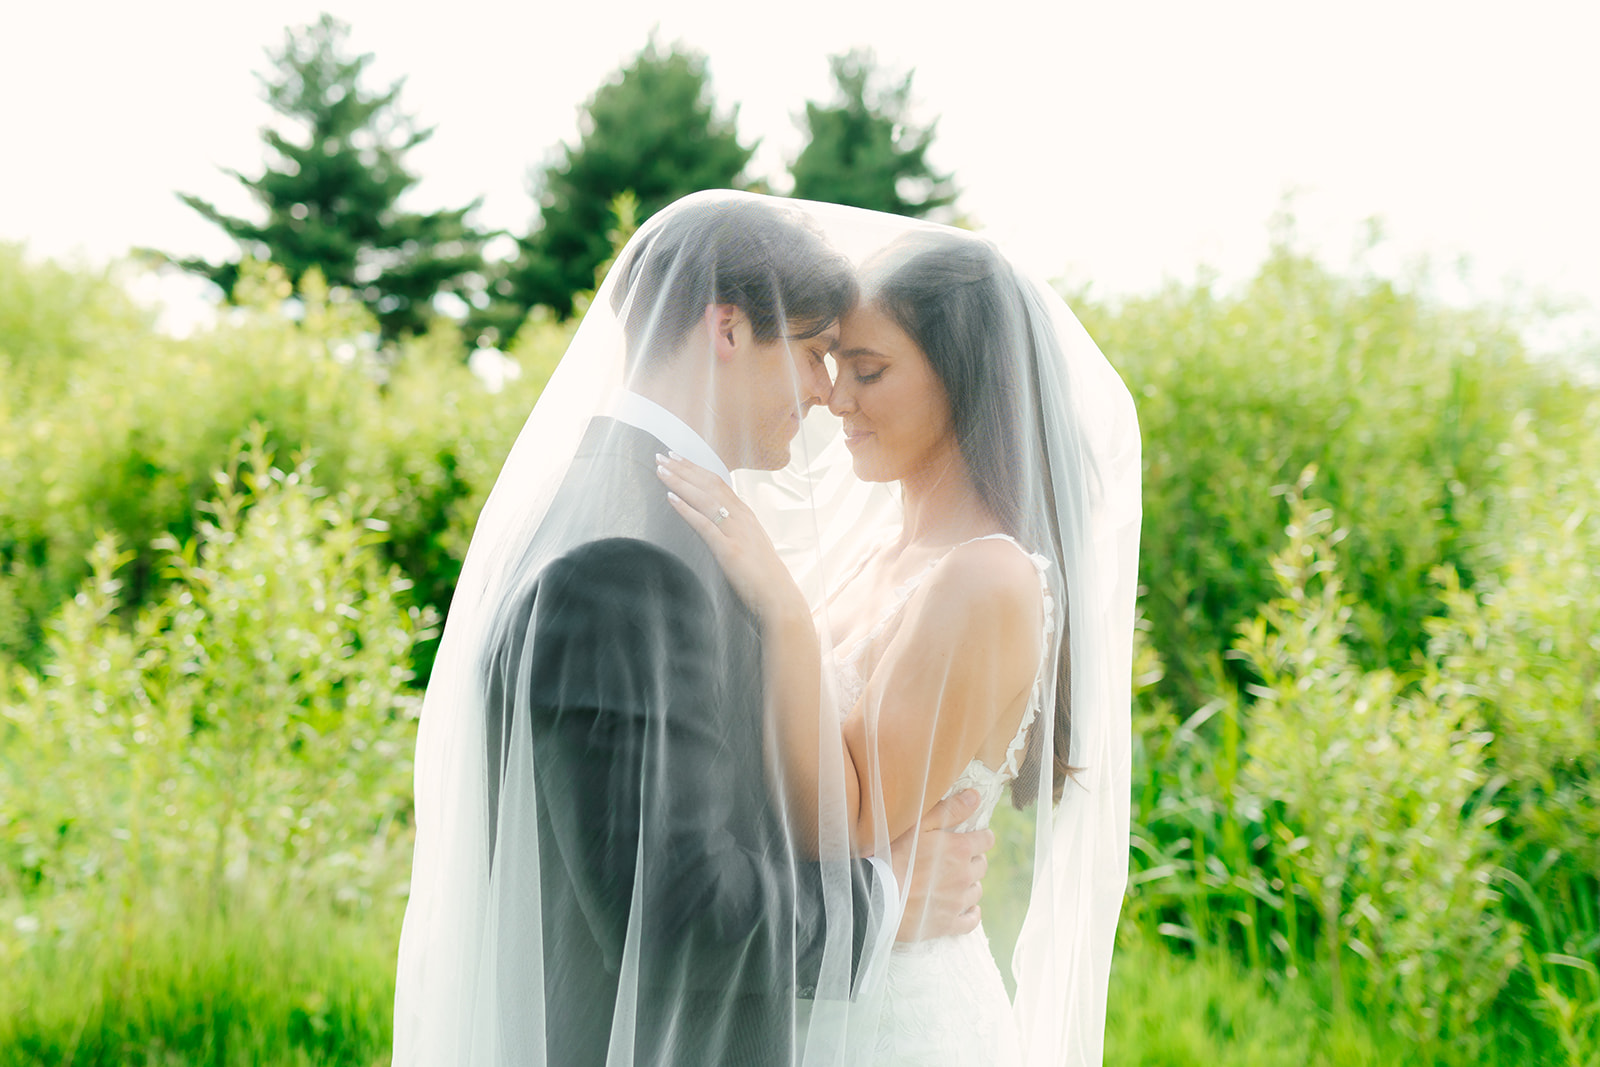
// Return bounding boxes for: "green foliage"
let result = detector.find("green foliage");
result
[789,50,956,218]
[0,251,566,678]
[1427,396,1600,1062]
[0,895,398,1066]
[166,14,491,343]
[1077,238,1579,707]
[1103,936,1412,1066]
[335,308,570,679]
[0,244,153,379]
[0,437,436,921]
[0,259,372,667]
[0,883,1413,1067]
[1236,475,1517,1049]
[506,38,756,324]
[1430,402,1600,875]
[4,234,1597,1061]
[1124,468,1596,1060]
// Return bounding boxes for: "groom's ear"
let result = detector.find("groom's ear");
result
[704,303,746,363]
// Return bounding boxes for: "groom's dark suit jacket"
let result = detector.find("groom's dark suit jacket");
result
[485,418,873,1066]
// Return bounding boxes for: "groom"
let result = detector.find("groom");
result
[487,199,993,1065]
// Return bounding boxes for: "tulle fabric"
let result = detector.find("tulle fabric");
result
[392,190,1140,1066]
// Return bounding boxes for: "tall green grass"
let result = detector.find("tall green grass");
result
[1104,935,1413,1067]
[0,893,400,1067]
[2,894,1419,1067]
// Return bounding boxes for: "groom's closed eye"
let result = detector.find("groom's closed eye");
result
[813,335,839,369]
[809,346,838,385]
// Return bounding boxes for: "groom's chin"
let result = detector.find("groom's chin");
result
[744,440,793,472]
[754,429,802,472]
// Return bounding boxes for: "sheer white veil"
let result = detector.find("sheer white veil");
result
[392,190,1139,1067]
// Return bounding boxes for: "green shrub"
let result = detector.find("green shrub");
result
[1235,474,1518,1051]
[1124,465,1595,1061]
[0,261,377,666]
[0,242,155,383]
[0,253,571,680]
[335,309,568,680]
[1427,397,1600,1063]
[0,438,435,928]
[1077,242,1582,705]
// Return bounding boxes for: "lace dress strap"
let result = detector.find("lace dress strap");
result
[961,536,1055,780]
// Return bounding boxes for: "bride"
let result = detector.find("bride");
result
[659,225,1141,1065]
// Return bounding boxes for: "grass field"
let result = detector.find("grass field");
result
[1,894,1419,1067]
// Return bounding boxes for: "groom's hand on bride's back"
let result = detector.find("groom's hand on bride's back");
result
[891,789,994,942]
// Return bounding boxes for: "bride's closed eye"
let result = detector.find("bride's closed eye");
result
[854,366,886,384]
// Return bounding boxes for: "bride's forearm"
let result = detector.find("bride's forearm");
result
[763,600,861,853]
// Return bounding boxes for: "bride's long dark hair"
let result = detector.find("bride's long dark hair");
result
[863,231,1074,807]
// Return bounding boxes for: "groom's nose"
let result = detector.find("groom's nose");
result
[798,353,832,411]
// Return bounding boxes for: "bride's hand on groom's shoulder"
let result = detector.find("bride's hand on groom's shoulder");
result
[891,789,994,943]
[657,453,807,625]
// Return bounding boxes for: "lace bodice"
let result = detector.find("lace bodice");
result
[826,533,1054,834]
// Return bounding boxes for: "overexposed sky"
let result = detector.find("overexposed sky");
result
[3,1,1596,338]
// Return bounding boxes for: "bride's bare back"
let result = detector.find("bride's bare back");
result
[824,533,1047,840]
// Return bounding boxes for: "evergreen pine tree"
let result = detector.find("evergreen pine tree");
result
[168,15,490,343]
[502,39,755,325]
[789,50,956,218]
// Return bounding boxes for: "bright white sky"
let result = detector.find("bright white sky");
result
[3,1,1597,345]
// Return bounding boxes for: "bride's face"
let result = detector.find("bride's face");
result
[829,302,955,483]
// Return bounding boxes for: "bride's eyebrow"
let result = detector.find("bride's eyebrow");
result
[836,346,885,361]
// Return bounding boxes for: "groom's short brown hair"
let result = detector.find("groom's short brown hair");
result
[609,197,857,370]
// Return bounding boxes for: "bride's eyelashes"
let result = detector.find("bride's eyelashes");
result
[854,366,886,384]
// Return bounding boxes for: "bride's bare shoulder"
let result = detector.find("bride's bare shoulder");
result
[915,537,1043,633]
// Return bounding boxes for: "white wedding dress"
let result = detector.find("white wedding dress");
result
[827,533,1054,1066]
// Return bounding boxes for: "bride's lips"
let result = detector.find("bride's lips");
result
[843,428,872,449]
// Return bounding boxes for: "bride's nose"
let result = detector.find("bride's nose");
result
[827,378,855,417]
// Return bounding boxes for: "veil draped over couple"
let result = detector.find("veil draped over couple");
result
[393,192,1141,1066]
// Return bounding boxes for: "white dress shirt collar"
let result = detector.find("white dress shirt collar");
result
[608,390,734,487]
